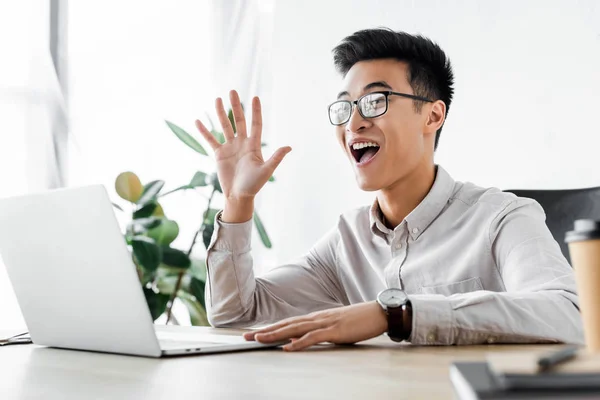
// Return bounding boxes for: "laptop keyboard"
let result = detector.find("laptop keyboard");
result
[159,338,221,350]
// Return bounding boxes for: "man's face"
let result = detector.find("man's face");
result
[334,59,437,191]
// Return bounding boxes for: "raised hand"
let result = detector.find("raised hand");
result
[195,90,292,223]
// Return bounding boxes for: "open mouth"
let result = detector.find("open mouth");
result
[349,141,380,165]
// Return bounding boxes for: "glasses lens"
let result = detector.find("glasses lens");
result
[329,101,351,125]
[359,93,387,118]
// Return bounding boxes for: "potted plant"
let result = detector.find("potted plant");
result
[113,108,274,325]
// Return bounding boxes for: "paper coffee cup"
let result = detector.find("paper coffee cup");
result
[565,219,600,352]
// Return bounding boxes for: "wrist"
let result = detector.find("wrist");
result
[376,289,411,342]
[373,301,388,335]
[222,197,255,223]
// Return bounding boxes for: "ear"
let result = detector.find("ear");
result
[424,100,446,135]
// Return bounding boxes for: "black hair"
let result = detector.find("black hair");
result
[332,28,454,150]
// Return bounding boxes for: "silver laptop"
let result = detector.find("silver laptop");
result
[0,185,285,357]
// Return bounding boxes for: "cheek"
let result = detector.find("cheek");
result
[335,128,346,150]
[378,121,420,159]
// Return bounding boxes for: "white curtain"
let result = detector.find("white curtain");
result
[64,1,276,322]
[0,1,276,329]
[211,0,278,268]
[0,1,67,329]
[211,0,275,112]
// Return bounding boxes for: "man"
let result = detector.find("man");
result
[194,28,583,351]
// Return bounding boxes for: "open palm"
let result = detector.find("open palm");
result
[195,91,291,201]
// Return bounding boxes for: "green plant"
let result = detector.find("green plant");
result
[113,107,274,325]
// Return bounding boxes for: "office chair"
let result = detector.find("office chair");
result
[504,187,600,265]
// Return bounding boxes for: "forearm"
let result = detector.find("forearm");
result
[408,290,583,345]
[205,216,272,328]
[205,214,344,328]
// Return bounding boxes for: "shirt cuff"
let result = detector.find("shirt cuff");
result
[208,210,253,252]
[409,294,454,345]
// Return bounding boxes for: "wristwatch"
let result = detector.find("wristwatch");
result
[376,288,412,342]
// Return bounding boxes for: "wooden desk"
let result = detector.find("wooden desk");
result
[0,326,559,399]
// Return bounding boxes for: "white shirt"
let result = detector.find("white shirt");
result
[205,165,583,345]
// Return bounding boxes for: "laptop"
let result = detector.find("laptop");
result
[0,185,286,357]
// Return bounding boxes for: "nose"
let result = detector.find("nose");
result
[345,103,370,134]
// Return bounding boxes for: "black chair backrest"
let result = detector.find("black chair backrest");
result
[504,187,600,265]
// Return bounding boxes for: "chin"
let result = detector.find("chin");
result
[355,176,383,192]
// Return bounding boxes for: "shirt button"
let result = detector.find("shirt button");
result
[487,336,497,344]
[412,227,419,234]
[395,242,402,250]
[427,332,437,342]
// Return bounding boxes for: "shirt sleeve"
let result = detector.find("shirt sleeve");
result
[408,198,584,345]
[205,212,347,328]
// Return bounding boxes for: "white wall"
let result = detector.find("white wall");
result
[258,0,600,267]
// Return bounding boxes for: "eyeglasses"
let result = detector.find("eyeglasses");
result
[328,91,434,126]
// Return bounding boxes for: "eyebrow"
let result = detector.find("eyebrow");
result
[336,81,393,99]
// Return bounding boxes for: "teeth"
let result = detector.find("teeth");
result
[351,142,379,150]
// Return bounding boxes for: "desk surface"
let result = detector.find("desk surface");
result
[0,326,559,400]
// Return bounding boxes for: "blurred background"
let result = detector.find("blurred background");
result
[1,0,599,328]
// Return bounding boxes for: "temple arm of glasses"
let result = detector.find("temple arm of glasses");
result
[388,91,434,103]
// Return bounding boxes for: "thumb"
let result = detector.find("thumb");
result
[264,146,292,173]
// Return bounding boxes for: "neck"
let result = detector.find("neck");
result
[377,162,437,229]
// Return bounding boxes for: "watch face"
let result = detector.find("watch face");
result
[379,288,407,308]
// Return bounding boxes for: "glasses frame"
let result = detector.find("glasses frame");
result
[328,90,434,126]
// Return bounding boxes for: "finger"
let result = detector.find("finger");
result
[250,96,262,142]
[215,97,235,141]
[195,119,221,150]
[254,320,327,343]
[264,146,292,173]
[243,315,313,341]
[229,90,247,138]
[283,328,334,352]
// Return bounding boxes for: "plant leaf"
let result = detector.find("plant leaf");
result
[112,202,124,211]
[227,108,237,134]
[189,258,207,282]
[209,173,222,193]
[131,236,162,271]
[147,219,179,245]
[261,142,267,148]
[133,202,158,219]
[115,171,144,202]
[139,267,155,286]
[160,185,189,197]
[189,277,206,310]
[128,217,162,235]
[203,208,220,225]
[152,203,165,217]
[178,290,209,326]
[156,273,190,295]
[161,246,191,268]
[165,120,208,156]
[253,212,272,248]
[211,130,225,144]
[143,288,170,321]
[268,176,275,182]
[137,180,165,205]
[189,171,208,187]
[202,222,215,250]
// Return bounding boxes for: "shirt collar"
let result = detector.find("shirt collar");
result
[369,165,456,240]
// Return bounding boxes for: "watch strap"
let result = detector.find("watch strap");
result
[386,305,404,342]
[401,301,413,341]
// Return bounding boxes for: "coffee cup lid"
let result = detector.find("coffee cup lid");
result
[565,219,600,243]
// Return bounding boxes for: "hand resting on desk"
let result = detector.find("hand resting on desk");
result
[243,301,388,351]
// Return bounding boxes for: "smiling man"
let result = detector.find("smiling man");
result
[195,28,583,351]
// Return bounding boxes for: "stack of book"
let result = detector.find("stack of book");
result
[450,347,600,399]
